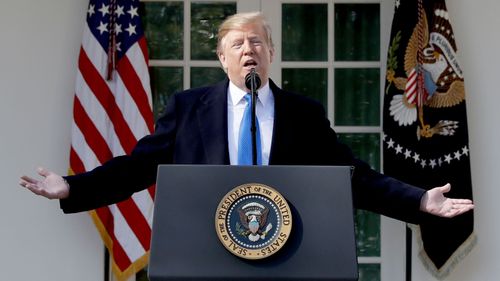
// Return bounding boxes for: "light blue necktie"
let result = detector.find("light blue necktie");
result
[238,94,262,165]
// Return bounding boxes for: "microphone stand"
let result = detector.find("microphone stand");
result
[247,68,260,166]
[250,71,258,166]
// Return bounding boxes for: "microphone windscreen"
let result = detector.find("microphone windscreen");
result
[245,69,261,91]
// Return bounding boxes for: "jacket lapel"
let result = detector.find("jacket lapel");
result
[196,79,230,164]
[268,80,292,165]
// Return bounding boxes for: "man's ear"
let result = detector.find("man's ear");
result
[218,53,227,69]
[269,48,275,63]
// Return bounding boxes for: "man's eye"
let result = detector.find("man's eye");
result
[232,42,243,48]
[250,39,262,45]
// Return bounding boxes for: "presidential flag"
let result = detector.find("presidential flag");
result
[383,0,475,278]
[69,0,154,280]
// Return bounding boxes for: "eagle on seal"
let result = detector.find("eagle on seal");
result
[238,202,273,242]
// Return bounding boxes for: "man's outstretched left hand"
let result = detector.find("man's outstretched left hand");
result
[420,183,474,218]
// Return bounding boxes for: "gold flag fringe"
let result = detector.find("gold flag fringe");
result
[90,210,150,281]
[68,168,150,281]
[409,223,477,280]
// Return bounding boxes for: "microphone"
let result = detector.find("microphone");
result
[245,68,261,92]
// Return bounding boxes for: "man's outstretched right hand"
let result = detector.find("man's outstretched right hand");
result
[20,167,70,199]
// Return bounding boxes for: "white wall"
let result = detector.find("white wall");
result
[1,1,499,281]
[0,1,103,280]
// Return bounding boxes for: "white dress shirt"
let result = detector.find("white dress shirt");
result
[227,81,275,165]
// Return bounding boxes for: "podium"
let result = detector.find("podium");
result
[149,165,358,281]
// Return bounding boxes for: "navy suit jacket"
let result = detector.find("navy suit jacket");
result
[62,79,425,223]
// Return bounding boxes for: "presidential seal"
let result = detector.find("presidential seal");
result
[215,183,292,260]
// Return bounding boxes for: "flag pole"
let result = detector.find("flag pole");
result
[104,248,110,281]
[406,226,412,281]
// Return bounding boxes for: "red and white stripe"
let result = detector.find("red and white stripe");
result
[69,21,154,280]
[405,68,418,105]
[404,67,429,106]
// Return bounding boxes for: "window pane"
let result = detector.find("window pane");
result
[338,133,380,257]
[150,67,183,120]
[282,4,327,61]
[335,4,380,61]
[355,210,380,257]
[334,68,380,126]
[142,2,183,60]
[190,67,227,88]
[358,263,381,281]
[282,68,327,109]
[337,133,380,171]
[191,2,237,60]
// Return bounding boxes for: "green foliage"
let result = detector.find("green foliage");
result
[191,3,236,60]
[142,2,184,60]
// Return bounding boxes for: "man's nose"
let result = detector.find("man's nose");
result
[242,40,254,55]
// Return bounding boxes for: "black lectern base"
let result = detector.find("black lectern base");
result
[149,165,358,281]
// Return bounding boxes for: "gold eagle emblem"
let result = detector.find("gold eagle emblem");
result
[386,2,465,139]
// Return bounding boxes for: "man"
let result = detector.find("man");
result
[20,12,472,220]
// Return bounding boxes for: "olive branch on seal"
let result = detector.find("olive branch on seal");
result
[385,30,402,94]
[236,222,250,236]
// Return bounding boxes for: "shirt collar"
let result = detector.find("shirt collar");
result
[228,80,271,107]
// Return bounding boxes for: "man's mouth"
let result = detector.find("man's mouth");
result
[243,60,258,68]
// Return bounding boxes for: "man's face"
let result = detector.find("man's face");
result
[218,23,274,91]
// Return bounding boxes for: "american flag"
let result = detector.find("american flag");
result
[69,0,154,280]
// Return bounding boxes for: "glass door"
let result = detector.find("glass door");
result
[130,2,261,280]
[261,1,405,280]
[132,1,405,280]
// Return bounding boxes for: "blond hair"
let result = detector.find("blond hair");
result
[216,12,274,56]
